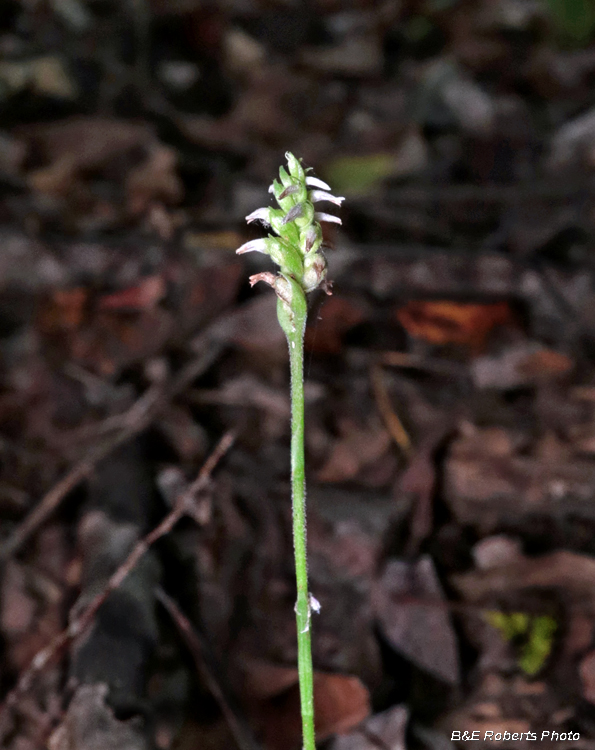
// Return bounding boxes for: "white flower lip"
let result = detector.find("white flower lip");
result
[245,207,271,225]
[236,238,269,255]
[314,211,342,225]
[310,190,344,206]
[305,176,331,191]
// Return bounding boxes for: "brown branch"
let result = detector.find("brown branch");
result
[0,339,224,562]
[155,588,261,750]
[0,430,235,741]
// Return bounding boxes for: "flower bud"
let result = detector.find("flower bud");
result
[302,251,327,293]
[285,152,305,182]
[301,225,322,255]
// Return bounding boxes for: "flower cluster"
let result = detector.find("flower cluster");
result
[236,152,343,306]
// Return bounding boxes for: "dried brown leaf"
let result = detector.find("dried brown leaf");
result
[373,556,460,684]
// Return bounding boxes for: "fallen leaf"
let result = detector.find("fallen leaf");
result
[396,300,514,350]
[330,705,408,750]
[98,275,166,311]
[241,660,371,750]
[38,288,88,332]
[207,294,286,356]
[444,426,595,526]
[125,145,183,214]
[21,117,156,199]
[317,418,391,483]
[304,296,368,354]
[156,405,207,461]
[0,561,36,637]
[0,56,76,99]
[300,34,384,77]
[21,117,154,173]
[472,342,573,389]
[373,556,460,684]
[176,261,242,333]
[579,650,595,705]
[453,550,595,611]
[71,308,174,376]
[48,683,146,750]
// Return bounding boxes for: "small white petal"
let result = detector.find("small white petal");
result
[310,189,344,206]
[314,211,342,225]
[236,239,269,255]
[268,184,275,194]
[245,207,271,225]
[306,175,331,191]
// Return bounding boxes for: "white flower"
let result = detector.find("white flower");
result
[314,211,342,225]
[236,238,270,255]
[305,176,331,191]
[309,190,344,206]
[245,207,271,225]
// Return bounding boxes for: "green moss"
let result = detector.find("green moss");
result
[484,611,557,676]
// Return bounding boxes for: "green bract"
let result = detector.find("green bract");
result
[236,152,343,327]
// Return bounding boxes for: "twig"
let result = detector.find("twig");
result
[0,431,235,739]
[155,588,261,750]
[0,341,224,562]
[370,363,411,454]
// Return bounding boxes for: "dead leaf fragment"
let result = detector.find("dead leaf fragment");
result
[98,275,166,311]
[453,550,595,612]
[21,117,154,173]
[472,342,573,389]
[126,145,183,214]
[396,300,513,350]
[48,683,146,750]
[444,425,595,527]
[304,296,367,354]
[330,705,408,750]
[373,556,460,684]
[579,650,595,705]
[317,418,391,483]
[39,288,88,332]
[241,660,370,750]
[0,561,36,637]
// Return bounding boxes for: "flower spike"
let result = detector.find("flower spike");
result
[236,152,341,300]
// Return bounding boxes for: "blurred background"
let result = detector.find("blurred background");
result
[2,0,595,748]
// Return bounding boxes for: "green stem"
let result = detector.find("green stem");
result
[287,310,315,750]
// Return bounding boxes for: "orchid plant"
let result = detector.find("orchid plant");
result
[236,153,343,750]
